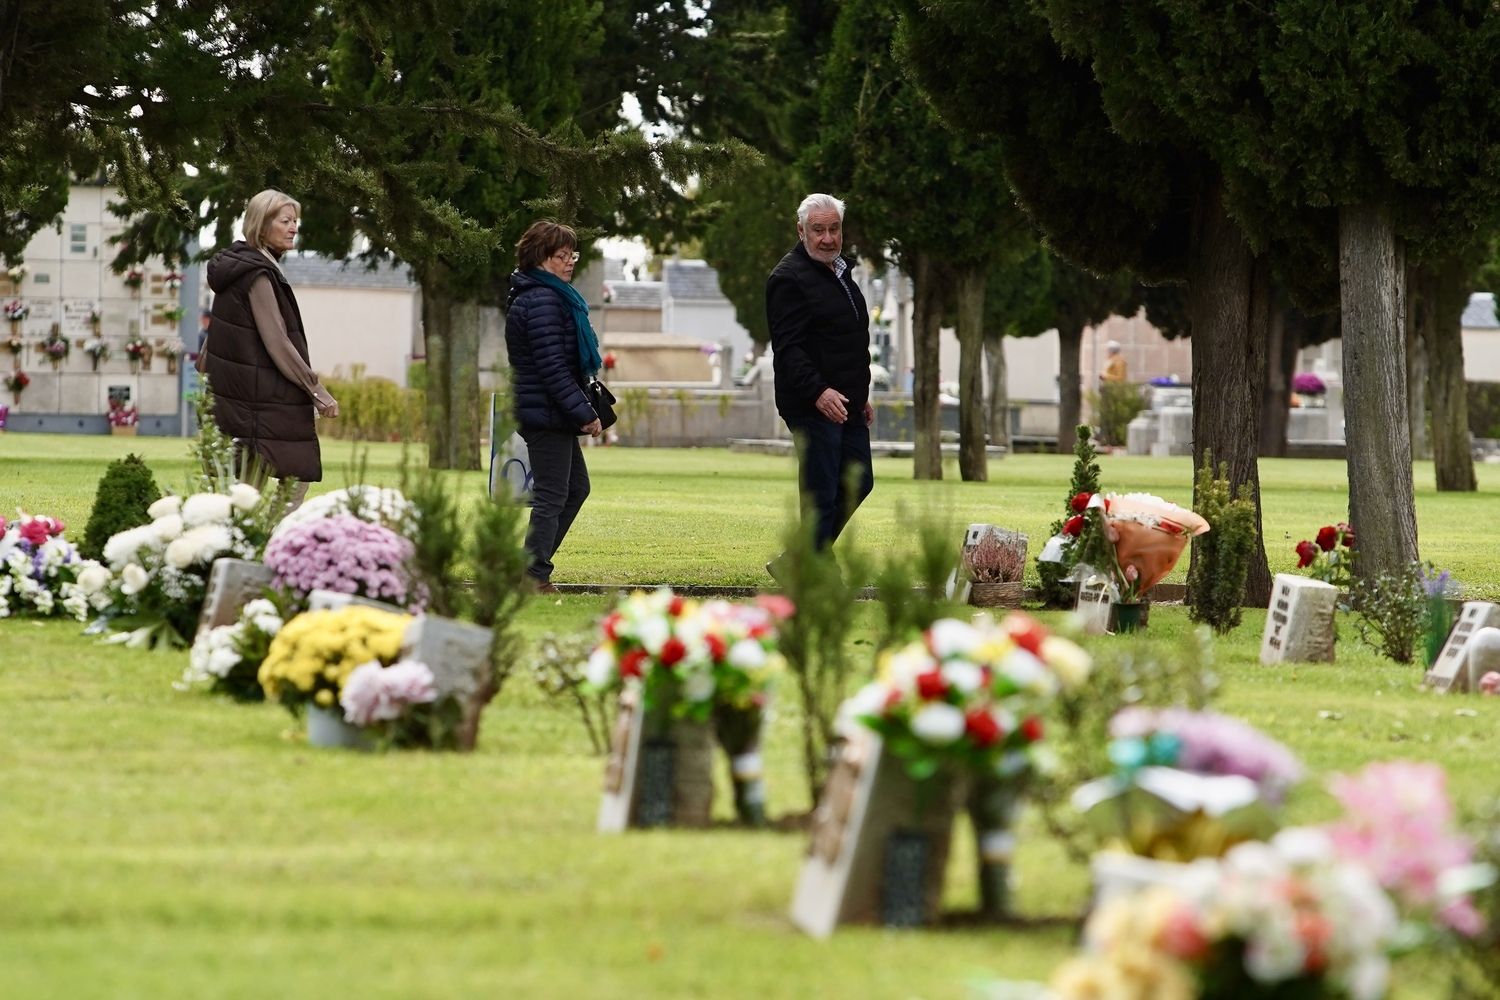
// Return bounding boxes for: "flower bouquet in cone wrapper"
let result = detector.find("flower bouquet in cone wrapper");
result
[1077,492,1211,605]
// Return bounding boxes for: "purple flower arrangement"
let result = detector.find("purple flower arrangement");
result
[263,513,422,609]
[1110,706,1303,802]
[1291,371,1326,395]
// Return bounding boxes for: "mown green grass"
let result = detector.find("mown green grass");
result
[2,433,1498,998]
[6,432,1500,594]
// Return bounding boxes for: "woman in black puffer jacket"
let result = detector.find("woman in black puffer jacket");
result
[504,220,604,593]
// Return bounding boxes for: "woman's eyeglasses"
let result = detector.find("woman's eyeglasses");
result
[552,251,580,263]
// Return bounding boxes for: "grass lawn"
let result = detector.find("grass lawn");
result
[2,433,1498,998]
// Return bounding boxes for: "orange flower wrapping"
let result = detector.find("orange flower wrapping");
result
[1091,494,1211,598]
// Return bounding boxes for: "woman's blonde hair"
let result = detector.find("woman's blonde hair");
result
[242,189,301,250]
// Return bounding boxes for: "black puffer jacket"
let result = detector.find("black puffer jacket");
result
[765,243,871,421]
[202,242,321,481]
[505,271,596,432]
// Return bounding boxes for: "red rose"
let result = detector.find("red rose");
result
[1069,491,1093,513]
[1020,716,1044,742]
[19,519,50,547]
[620,649,648,679]
[915,669,947,700]
[1339,523,1356,548]
[706,633,727,662]
[658,637,686,667]
[1316,525,1338,552]
[1295,540,1318,568]
[1063,515,1085,537]
[1003,614,1048,657]
[668,596,686,617]
[602,613,622,641]
[965,709,1002,747]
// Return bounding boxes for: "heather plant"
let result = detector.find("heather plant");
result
[963,530,1027,584]
[1037,425,1101,606]
[79,454,160,561]
[1350,560,1432,664]
[1186,453,1257,633]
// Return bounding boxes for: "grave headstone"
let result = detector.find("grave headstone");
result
[1259,574,1338,665]
[1425,603,1500,692]
[306,589,405,615]
[196,557,275,639]
[401,614,495,749]
[597,693,717,833]
[790,730,957,938]
[1461,626,1500,695]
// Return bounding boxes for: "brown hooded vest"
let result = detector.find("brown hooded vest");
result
[202,242,321,482]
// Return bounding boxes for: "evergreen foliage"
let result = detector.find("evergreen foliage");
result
[79,454,160,562]
[1037,425,1101,607]
[1187,453,1257,634]
[773,515,868,804]
[871,508,963,651]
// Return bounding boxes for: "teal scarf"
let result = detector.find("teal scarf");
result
[525,268,602,377]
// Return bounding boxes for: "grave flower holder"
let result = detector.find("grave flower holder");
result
[713,702,767,826]
[968,774,1025,921]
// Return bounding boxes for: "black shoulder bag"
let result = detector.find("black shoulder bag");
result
[587,379,617,431]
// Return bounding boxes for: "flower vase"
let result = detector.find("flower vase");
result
[111,425,137,437]
[306,704,373,750]
[969,776,1024,921]
[129,359,140,374]
[1112,602,1145,633]
[7,319,17,337]
[141,353,152,372]
[90,355,99,372]
[10,392,19,406]
[166,356,178,375]
[713,703,767,827]
[881,828,932,928]
[48,356,61,371]
[635,736,676,827]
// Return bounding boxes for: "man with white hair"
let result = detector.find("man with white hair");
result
[1101,339,1127,383]
[765,193,874,557]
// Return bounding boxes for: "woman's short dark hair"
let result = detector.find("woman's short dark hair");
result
[516,220,578,270]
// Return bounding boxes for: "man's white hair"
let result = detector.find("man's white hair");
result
[1107,340,1122,352]
[797,193,846,226]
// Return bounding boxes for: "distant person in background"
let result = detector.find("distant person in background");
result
[765,192,873,557]
[1101,340,1128,383]
[202,188,339,509]
[505,220,604,595]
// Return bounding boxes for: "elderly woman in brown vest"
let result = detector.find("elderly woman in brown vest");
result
[202,189,338,507]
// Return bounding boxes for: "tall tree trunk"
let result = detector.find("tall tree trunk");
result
[1258,296,1291,458]
[955,263,987,481]
[1187,181,1271,606]
[985,335,1010,452]
[1055,324,1082,454]
[911,253,943,480]
[420,267,483,471]
[1405,265,1431,461]
[1339,201,1418,578]
[1429,257,1477,492]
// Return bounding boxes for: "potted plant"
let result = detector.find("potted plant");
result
[1292,370,1328,407]
[4,298,29,335]
[963,529,1027,608]
[83,337,111,371]
[124,336,151,372]
[160,340,182,374]
[259,604,461,750]
[5,262,27,291]
[163,269,185,292]
[161,305,185,324]
[40,328,69,370]
[106,400,139,435]
[842,614,1092,923]
[1076,492,1211,633]
[123,266,145,293]
[4,368,29,404]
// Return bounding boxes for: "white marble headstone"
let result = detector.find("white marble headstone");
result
[598,688,645,833]
[1426,603,1500,693]
[1259,574,1338,665]
[196,557,275,639]
[1462,627,1500,695]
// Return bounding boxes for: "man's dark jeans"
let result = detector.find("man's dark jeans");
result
[520,427,591,583]
[787,415,874,549]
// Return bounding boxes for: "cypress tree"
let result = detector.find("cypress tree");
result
[80,454,160,562]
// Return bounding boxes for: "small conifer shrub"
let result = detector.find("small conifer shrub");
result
[1186,453,1257,633]
[80,453,161,561]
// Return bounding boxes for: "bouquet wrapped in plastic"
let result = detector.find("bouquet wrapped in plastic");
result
[1080,492,1210,602]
